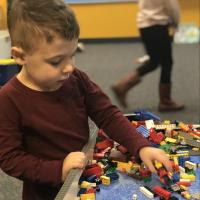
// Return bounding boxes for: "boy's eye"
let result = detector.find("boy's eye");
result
[48,59,62,66]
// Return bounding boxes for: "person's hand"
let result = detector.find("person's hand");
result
[139,147,172,173]
[62,152,86,182]
[171,26,178,36]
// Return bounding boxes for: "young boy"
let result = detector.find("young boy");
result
[0,0,172,199]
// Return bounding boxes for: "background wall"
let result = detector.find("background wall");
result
[70,0,200,39]
[0,0,199,38]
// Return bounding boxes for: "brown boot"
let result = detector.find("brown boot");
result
[158,83,185,112]
[111,71,140,108]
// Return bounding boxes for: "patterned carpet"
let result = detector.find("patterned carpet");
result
[0,169,22,199]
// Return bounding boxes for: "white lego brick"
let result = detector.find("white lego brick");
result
[139,186,154,199]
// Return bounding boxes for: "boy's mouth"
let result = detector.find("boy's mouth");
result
[57,79,66,83]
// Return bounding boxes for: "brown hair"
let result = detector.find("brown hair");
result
[7,0,80,52]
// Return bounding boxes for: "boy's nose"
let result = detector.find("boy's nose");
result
[63,64,74,74]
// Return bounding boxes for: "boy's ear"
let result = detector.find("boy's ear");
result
[11,47,26,65]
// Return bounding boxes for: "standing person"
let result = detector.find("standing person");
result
[0,0,172,199]
[112,0,184,111]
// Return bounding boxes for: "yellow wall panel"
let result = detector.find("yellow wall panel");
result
[0,0,199,38]
[70,0,200,39]
[0,0,7,29]
[179,0,200,26]
[70,3,139,38]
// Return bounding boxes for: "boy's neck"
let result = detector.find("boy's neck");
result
[16,71,40,91]
[16,67,47,92]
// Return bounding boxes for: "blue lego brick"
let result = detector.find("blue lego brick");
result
[133,109,161,121]
[106,172,119,181]
[87,174,98,182]
[178,156,190,167]
[172,172,180,183]
[136,125,150,138]
[77,188,87,196]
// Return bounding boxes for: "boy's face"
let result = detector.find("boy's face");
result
[13,35,78,91]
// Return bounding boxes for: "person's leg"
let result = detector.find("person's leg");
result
[111,71,140,107]
[157,26,184,111]
[111,26,159,108]
[137,26,160,76]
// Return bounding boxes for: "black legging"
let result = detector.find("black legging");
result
[137,25,173,83]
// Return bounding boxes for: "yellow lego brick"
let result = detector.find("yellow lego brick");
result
[154,160,163,169]
[80,181,91,189]
[173,157,179,165]
[115,161,132,172]
[192,147,199,151]
[184,193,191,200]
[176,150,189,154]
[132,163,140,168]
[165,137,177,143]
[164,120,171,125]
[180,173,196,182]
[168,153,189,158]
[180,185,188,191]
[100,176,110,186]
[160,141,166,146]
[80,193,95,200]
[181,191,191,200]
[179,122,190,132]
[80,181,96,189]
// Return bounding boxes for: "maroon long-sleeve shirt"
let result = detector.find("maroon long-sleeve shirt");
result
[0,68,150,200]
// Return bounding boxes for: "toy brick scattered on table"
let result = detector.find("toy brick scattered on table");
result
[77,110,200,200]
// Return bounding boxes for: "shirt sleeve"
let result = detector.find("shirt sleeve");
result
[165,0,180,27]
[0,92,63,186]
[74,68,151,159]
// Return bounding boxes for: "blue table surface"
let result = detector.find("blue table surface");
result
[96,156,200,200]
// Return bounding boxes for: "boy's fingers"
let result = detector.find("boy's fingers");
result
[157,154,173,172]
[162,159,173,172]
[145,160,157,173]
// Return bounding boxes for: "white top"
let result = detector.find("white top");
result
[137,0,180,28]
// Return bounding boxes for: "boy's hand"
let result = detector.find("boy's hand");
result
[139,147,172,173]
[62,152,86,182]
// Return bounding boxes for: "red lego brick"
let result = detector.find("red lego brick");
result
[153,185,171,200]
[86,188,96,194]
[176,181,191,186]
[149,129,165,144]
[82,164,103,178]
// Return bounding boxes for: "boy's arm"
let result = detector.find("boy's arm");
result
[0,95,63,186]
[165,0,180,28]
[74,68,151,159]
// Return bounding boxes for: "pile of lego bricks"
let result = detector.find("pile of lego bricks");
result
[76,111,200,200]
